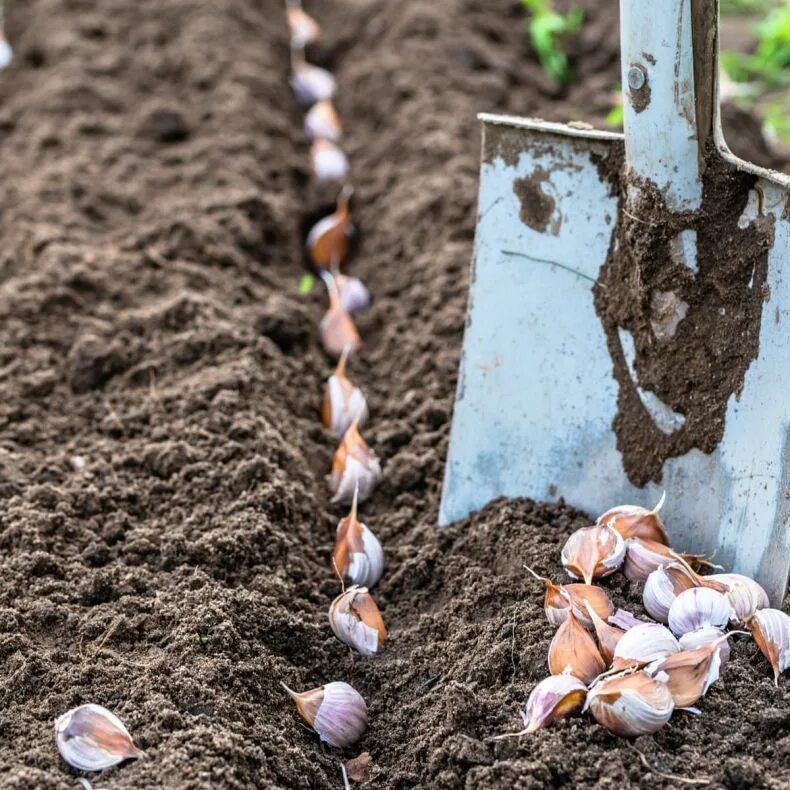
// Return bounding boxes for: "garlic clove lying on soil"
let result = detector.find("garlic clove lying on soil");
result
[622,537,677,582]
[642,562,698,623]
[322,348,368,439]
[560,524,625,585]
[548,609,606,684]
[667,587,732,637]
[329,585,387,656]
[335,272,371,314]
[320,271,362,358]
[524,566,613,629]
[706,573,769,623]
[54,704,144,772]
[520,674,588,733]
[0,35,12,71]
[678,626,731,666]
[612,622,679,670]
[307,186,354,269]
[281,681,368,748]
[585,670,674,737]
[328,422,381,505]
[597,492,669,545]
[332,488,384,587]
[748,608,790,685]
[290,58,337,106]
[304,99,343,141]
[286,3,321,48]
[310,139,350,183]
[585,601,625,665]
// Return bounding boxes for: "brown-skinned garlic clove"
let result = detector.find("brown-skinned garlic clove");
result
[332,487,384,587]
[585,601,625,665]
[560,524,625,585]
[525,566,613,629]
[286,2,320,48]
[597,492,669,545]
[322,348,368,439]
[281,681,368,748]
[667,587,732,637]
[748,608,790,686]
[304,99,343,141]
[307,186,354,269]
[328,422,381,504]
[642,562,698,623]
[622,537,715,584]
[585,670,674,737]
[329,585,387,656]
[310,139,350,183]
[706,573,769,623]
[548,609,606,684]
[611,622,679,671]
[319,271,362,358]
[54,704,144,772]
[290,56,336,106]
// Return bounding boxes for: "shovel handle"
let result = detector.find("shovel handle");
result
[619,0,718,212]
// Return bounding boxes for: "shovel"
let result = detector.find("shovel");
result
[440,0,790,605]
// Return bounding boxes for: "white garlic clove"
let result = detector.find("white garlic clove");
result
[560,524,625,585]
[54,704,144,772]
[548,609,606,684]
[282,681,368,748]
[0,35,12,70]
[322,349,369,439]
[335,273,371,314]
[612,622,679,670]
[329,585,387,656]
[304,99,343,142]
[328,421,381,504]
[286,3,321,48]
[332,488,384,588]
[585,670,674,737]
[310,139,350,183]
[585,601,625,665]
[290,60,336,106]
[667,587,732,637]
[748,608,790,686]
[642,563,697,623]
[706,573,769,623]
[521,674,587,733]
[678,626,731,666]
[597,492,669,545]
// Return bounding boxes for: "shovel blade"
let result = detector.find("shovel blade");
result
[440,115,790,605]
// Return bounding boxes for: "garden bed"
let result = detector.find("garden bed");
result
[0,0,787,787]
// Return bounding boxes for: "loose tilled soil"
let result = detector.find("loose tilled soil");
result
[0,1,788,788]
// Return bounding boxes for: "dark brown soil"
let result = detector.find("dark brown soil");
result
[0,1,788,789]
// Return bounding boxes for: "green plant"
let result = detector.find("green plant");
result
[764,99,790,144]
[522,0,584,85]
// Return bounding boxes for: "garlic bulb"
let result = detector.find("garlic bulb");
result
[328,421,381,504]
[281,681,368,748]
[332,488,384,587]
[310,139,350,183]
[307,186,354,268]
[305,99,343,142]
[749,608,790,686]
[548,609,606,684]
[322,349,368,439]
[320,271,362,358]
[667,587,732,637]
[706,573,769,623]
[329,585,387,656]
[520,674,587,733]
[678,626,731,665]
[585,671,674,737]
[597,492,669,545]
[560,524,625,585]
[525,566,613,629]
[612,622,679,670]
[642,563,697,623]
[585,601,625,664]
[335,273,371,314]
[290,58,336,106]
[286,2,320,48]
[54,704,144,772]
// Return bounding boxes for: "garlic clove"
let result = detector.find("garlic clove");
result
[612,622,679,670]
[54,704,144,772]
[0,35,12,71]
[328,422,381,504]
[281,681,368,748]
[319,271,362,358]
[332,488,384,587]
[748,608,790,686]
[667,587,732,637]
[520,674,588,733]
[560,524,625,585]
[706,573,769,623]
[290,58,336,106]
[548,609,606,684]
[678,626,731,665]
[597,492,669,545]
[585,601,625,665]
[310,139,350,183]
[585,670,674,737]
[642,562,698,623]
[307,186,354,269]
[335,273,371,314]
[322,348,369,439]
[286,3,321,48]
[329,585,387,656]
[525,566,613,629]
[304,99,343,142]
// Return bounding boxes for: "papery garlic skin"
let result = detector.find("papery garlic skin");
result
[548,610,606,684]
[561,524,625,585]
[54,704,144,772]
[305,100,343,142]
[585,671,674,737]
[310,139,350,183]
[323,352,368,439]
[522,674,587,732]
[668,587,732,637]
[612,622,679,670]
[333,490,384,588]
[749,608,790,685]
[679,626,731,665]
[290,61,336,106]
[608,609,643,631]
[328,422,381,504]
[707,573,769,623]
[643,563,697,624]
[647,644,724,707]
[597,493,669,545]
[329,586,387,656]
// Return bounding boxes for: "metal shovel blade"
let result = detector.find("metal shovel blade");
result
[440,0,790,605]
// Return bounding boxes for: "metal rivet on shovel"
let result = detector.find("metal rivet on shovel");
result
[627,65,646,90]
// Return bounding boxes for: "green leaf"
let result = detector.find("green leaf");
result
[298,273,316,295]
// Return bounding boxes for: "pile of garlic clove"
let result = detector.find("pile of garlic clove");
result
[502,495,790,740]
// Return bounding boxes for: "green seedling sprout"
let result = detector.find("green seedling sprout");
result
[522,0,583,86]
